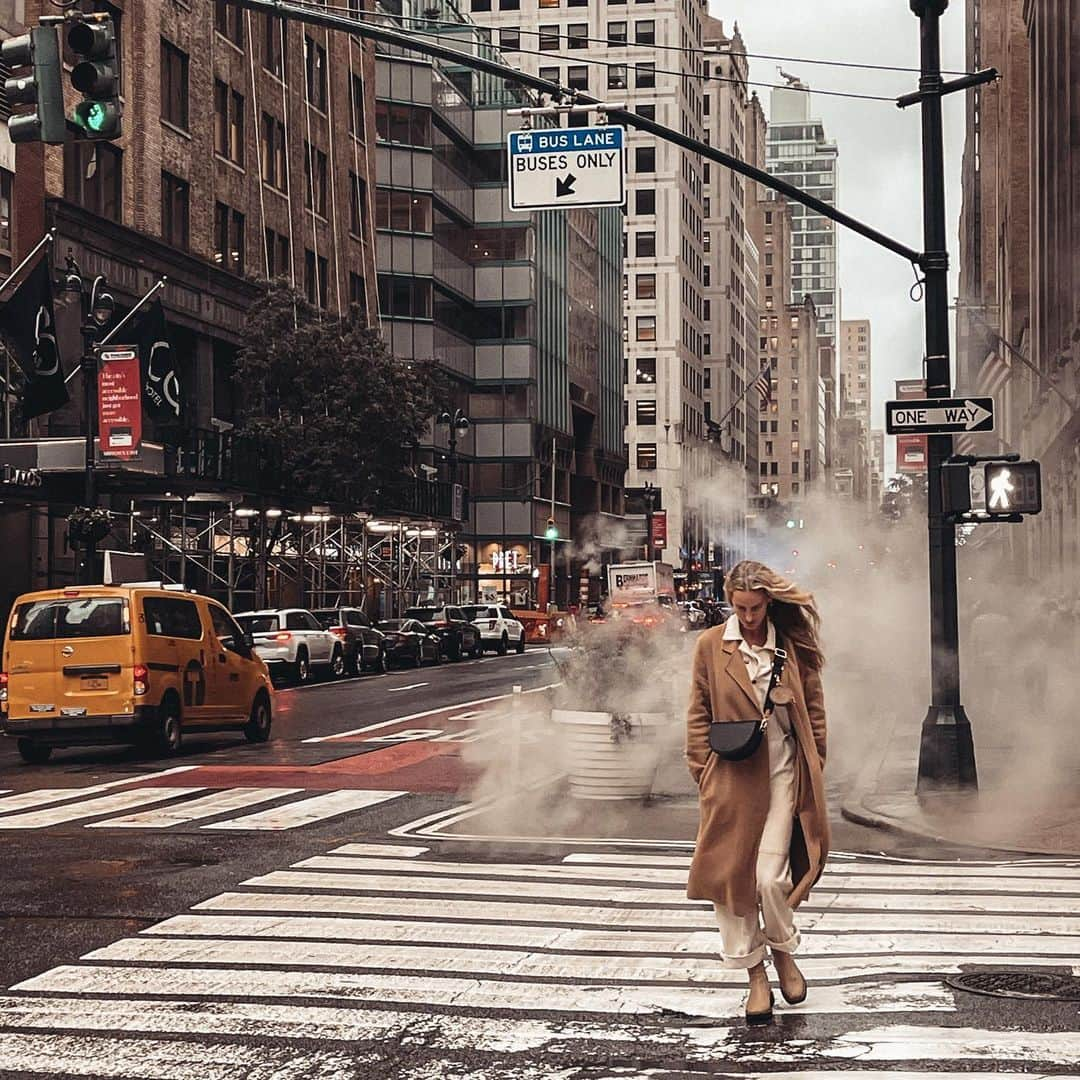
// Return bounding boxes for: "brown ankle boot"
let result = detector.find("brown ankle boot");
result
[745,961,774,1025]
[771,949,807,1005]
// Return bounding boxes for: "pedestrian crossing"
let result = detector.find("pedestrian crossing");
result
[0,779,406,832]
[1,843,1078,1077]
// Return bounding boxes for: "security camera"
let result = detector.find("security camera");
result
[419,464,438,480]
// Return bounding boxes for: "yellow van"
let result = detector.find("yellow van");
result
[1,584,273,764]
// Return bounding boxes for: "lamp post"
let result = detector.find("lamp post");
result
[643,481,658,562]
[437,408,469,602]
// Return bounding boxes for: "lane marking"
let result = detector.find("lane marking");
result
[321,843,428,858]
[0,766,198,818]
[0,787,204,830]
[202,789,405,831]
[386,683,428,693]
[88,788,301,829]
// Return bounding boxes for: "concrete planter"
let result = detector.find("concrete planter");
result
[552,709,668,800]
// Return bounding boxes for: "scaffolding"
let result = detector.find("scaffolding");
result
[126,495,463,616]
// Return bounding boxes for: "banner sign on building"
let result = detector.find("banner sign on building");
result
[96,345,142,460]
[650,509,667,550]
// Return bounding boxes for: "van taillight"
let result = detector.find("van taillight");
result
[0,671,8,706]
[275,632,292,643]
[329,626,347,640]
[133,664,149,697]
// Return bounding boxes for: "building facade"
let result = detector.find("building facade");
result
[468,0,715,579]
[765,79,839,476]
[837,317,871,501]
[869,427,884,509]
[373,15,626,608]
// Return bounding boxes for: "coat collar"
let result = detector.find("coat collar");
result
[723,642,762,716]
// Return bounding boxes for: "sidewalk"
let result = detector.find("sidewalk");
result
[840,709,1080,857]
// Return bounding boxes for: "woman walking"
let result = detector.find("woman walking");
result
[685,560,829,1025]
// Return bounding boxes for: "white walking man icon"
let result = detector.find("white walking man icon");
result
[988,466,1014,510]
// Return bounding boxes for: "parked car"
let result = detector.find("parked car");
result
[378,619,441,668]
[1,584,273,762]
[462,604,527,655]
[234,608,344,684]
[402,606,482,661]
[311,607,387,675]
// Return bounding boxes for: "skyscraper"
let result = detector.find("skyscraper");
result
[765,78,839,472]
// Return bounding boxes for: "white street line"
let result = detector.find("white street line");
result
[0,766,198,817]
[202,789,405,831]
[82,935,1080,983]
[385,682,428,692]
[88,788,301,829]
[811,910,1080,935]
[301,683,558,743]
[0,787,204,830]
[324,843,429,858]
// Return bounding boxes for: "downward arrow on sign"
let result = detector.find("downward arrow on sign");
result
[556,174,577,197]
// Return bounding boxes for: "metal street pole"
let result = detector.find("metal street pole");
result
[911,0,977,790]
[549,435,556,610]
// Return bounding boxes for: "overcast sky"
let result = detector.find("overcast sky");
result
[716,1,968,473]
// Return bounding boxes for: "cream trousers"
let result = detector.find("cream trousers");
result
[713,710,801,969]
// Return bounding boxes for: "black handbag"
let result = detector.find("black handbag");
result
[708,647,787,761]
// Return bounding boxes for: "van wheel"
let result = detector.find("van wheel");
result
[329,647,346,679]
[291,650,310,685]
[516,633,526,654]
[497,633,509,656]
[471,638,484,659]
[244,692,272,743]
[17,738,52,765]
[154,697,183,756]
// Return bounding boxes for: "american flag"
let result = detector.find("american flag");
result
[751,365,772,407]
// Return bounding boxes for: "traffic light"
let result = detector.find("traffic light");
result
[985,461,1041,515]
[545,517,558,540]
[1,25,65,144]
[67,15,122,141]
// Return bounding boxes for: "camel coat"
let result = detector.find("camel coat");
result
[685,625,830,916]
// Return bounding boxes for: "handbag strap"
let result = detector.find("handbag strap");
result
[762,646,788,717]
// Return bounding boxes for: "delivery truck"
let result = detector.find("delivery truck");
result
[606,561,676,607]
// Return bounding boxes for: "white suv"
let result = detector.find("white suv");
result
[463,604,526,656]
[234,608,344,684]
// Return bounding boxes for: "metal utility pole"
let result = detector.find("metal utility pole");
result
[905,0,976,790]
[549,435,556,608]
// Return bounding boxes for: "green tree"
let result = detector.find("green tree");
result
[880,472,928,523]
[234,282,445,507]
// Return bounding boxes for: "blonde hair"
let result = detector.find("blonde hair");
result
[724,559,824,672]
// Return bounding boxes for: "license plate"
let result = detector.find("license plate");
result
[29,704,55,713]
[81,676,108,690]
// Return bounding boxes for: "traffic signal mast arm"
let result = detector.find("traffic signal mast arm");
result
[222,0,928,267]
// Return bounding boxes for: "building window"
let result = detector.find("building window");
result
[375,101,431,145]
[792,481,800,494]
[213,80,228,155]
[635,19,655,43]
[377,274,433,319]
[472,0,492,8]
[498,0,519,9]
[305,248,329,309]
[215,0,244,46]
[636,103,655,120]
[304,142,328,217]
[635,273,655,299]
[608,20,627,42]
[567,23,588,48]
[539,0,559,6]
[608,65,627,90]
[262,15,286,78]
[635,188,656,214]
[214,202,245,273]
[375,188,432,232]
[635,62,655,88]
[791,440,800,453]
[635,315,656,340]
[214,82,244,165]
[635,146,655,172]
[499,27,520,50]
[636,443,657,470]
[635,357,656,383]
[349,172,368,238]
[0,169,12,273]
[160,38,188,130]
[261,112,287,191]
[538,25,559,49]
[636,399,657,425]
[539,65,560,84]
[348,72,365,138]
[161,171,190,250]
[264,228,290,279]
[64,142,122,222]
[635,231,655,257]
[792,461,800,474]
[304,35,327,111]
[568,0,587,6]
[703,333,711,355]
[349,272,367,310]
[567,65,588,90]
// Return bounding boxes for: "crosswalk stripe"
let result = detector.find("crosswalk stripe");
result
[0,787,204,829]
[201,789,406,831]
[82,935,1080,983]
[145,913,1080,959]
[11,966,955,1019]
[87,787,302,828]
[0,767,198,818]
[323,842,429,858]
[239,869,1080,913]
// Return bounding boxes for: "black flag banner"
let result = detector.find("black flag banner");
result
[0,255,68,420]
[133,298,182,424]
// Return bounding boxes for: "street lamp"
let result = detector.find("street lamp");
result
[642,481,659,561]
[436,408,470,489]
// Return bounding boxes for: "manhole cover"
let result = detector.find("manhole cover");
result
[947,971,1080,1001]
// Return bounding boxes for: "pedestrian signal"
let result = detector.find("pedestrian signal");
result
[984,461,1041,515]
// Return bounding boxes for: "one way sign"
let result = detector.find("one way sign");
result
[885,396,995,435]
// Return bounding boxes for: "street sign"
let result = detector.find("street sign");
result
[985,461,1041,514]
[507,126,625,212]
[885,396,994,435]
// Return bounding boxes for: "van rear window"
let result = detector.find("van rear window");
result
[11,598,126,640]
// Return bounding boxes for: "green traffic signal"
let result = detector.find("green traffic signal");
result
[66,15,122,141]
[545,519,558,540]
[73,98,120,137]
